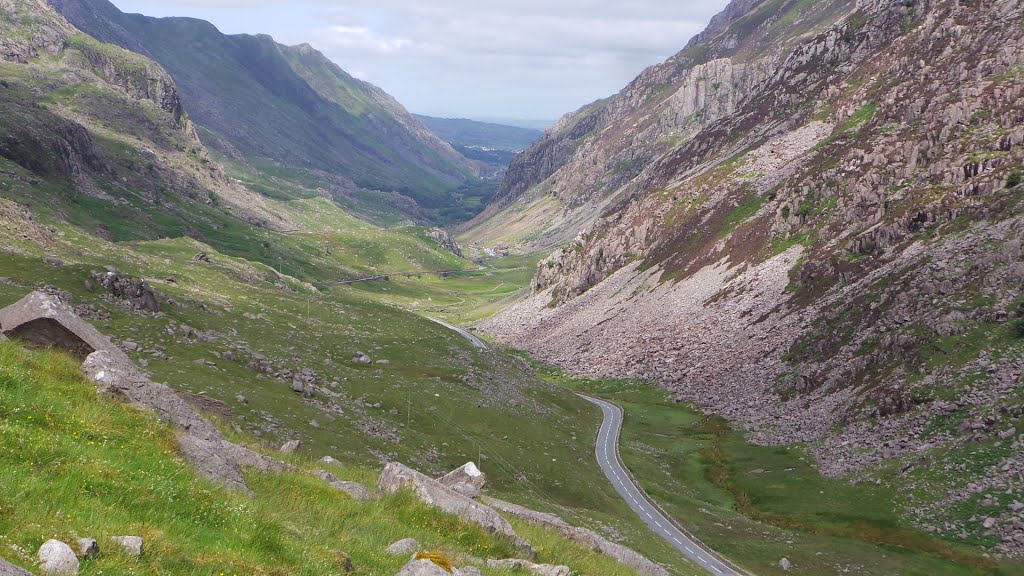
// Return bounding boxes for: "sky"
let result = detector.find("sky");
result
[111,1,731,124]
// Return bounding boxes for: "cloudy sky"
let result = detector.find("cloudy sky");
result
[111,1,730,123]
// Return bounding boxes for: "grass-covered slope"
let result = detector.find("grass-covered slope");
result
[48,0,485,225]
[0,341,658,575]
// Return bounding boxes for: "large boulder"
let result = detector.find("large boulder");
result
[486,559,570,576]
[386,539,419,555]
[483,497,668,576]
[0,557,33,576]
[379,462,534,557]
[438,462,486,491]
[0,291,122,358]
[38,540,78,575]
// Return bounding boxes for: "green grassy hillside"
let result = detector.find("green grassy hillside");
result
[48,0,484,225]
[0,340,658,575]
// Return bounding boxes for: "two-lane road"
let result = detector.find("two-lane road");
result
[579,394,750,576]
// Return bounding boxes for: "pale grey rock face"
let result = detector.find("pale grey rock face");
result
[280,440,301,454]
[386,539,419,555]
[38,540,79,575]
[109,536,143,558]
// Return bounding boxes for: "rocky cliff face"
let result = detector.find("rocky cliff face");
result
[0,0,286,232]
[483,0,1024,557]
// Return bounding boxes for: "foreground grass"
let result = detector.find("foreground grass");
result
[0,341,660,575]
[529,360,1024,576]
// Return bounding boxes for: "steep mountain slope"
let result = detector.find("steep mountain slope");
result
[0,0,485,283]
[480,0,1024,559]
[48,0,483,224]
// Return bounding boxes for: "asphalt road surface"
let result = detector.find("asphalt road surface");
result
[579,394,750,576]
[428,317,487,349]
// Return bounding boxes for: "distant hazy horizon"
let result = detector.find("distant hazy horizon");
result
[110,0,730,120]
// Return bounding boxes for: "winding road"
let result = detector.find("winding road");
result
[579,394,750,576]
[428,317,488,349]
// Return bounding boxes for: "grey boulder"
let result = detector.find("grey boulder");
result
[280,440,301,454]
[0,291,122,358]
[438,462,486,490]
[109,536,143,557]
[76,539,99,560]
[386,539,419,555]
[38,540,78,575]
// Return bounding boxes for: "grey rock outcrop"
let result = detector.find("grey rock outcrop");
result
[378,462,534,557]
[314,469,375,500]
[0,291,121,358]
[329,480,374,501]
[75,539,98,560]
[386,539,419,555]
[482,497,667,576]
[38,540,78,575]
[486,559,570,576]
[280,440,301,455]
[426,228,463,258]
[0,557,34,576]
[438,462,486,491]
[395,558,451,576]
[109,536,143,557]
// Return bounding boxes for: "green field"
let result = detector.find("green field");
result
[529,365,1024,576]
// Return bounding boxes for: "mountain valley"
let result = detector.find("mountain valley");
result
[0,0,1022,575]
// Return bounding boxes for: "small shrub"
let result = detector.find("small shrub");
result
[1013,318,1024,338]
[1007,170,1022,189]
[415,552,454,573]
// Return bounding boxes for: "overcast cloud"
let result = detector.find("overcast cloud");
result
[111,1,729,123]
